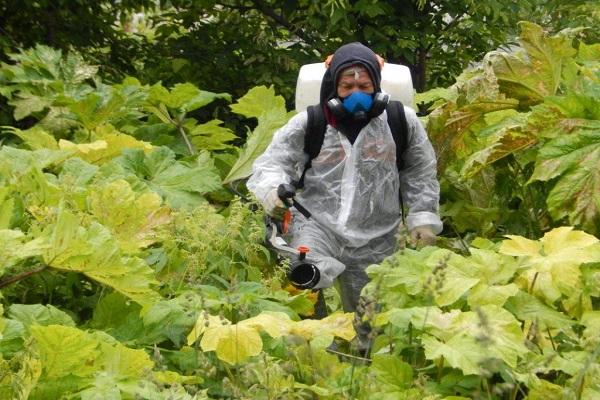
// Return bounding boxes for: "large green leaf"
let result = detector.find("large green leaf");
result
[0,230,47,276]
[489,22,577,106]
[27,324,189,399]
[89,179,171,254]
[504,291,574,329]
[148,82,230,112]
[7,304,75,329]
[421,305,528,375]
[370,354,413,391]
[110,147,222,209]
[530,127,600,231]
[40,210,162,307]
[189,119,237,151]
[223,86,294,183]
[2,45,97,123]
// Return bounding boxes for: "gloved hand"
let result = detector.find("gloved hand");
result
[410,225,437,247]
[263,188,288,219]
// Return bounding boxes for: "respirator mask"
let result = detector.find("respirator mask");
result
[327,91,389,121]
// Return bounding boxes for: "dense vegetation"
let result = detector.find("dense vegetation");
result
[0,2,599,399]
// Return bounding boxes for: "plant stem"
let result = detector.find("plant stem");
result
[547,328,556,352]
[529,272,539,294]
[483,377,492,400]
[0,265,48,289]
[177,122,196,155]
[573,341,600,399]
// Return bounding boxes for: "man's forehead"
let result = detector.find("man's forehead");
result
[339,65,371,81]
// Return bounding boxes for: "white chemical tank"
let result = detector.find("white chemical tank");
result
[294,62,414,112]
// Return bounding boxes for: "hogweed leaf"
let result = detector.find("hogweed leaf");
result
[41,210,161,307]
[188,311,354,364]
[58,132,152,165]
[370,354,413,390]
[421,305,528,374]
[149,82,230,112]
[500,227,600,306]
[291,312,356,342]
[113,147,222,209]
[0,230,47,275]
[213,325,263,365]
[7,304,75,329]
[530,127,600,231]
[31,325,102,379]
[238,311,292,339]
[467,283,520,308]
[224,86,294,183]
[3,126,58,150]
[489,22,576,106]
[28,324,179,399]
[189,119,237,151]
[89,179,171,253]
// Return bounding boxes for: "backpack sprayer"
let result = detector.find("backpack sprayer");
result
[265,183,321,289]
[266,60,414,290]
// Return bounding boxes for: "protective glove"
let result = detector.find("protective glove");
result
[263,188,288,219]
[409,225,437,247]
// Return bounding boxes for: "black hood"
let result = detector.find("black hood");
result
[319,42,382,105]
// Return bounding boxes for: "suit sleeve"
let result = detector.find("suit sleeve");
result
[398,106,443,234]
[246,112,309,203]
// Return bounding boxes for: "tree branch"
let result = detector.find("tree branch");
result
[228,0,316,46]
[0,265,49,289]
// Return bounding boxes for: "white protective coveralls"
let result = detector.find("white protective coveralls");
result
[247,106,442,312]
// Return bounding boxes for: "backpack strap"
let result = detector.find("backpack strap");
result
[385,100,409,221]
[296,104,327,188]
[385,100,408,171]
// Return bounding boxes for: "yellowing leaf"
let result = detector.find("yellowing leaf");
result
[31,325,101,379]
[421,305,528,375]
[59,138,107,153]
[239,312,292,339]
[540,226,599,259]
[41,210,161,307]
[187,314,229,346]
[581,311,600,342]
[58,133,152,165]
[4,126,58,150]
[0,229,48,274]
[500,227,600,308]
[90,180,172,253]
[30,324,157,397]
[153,370,203,385]
[291,312,355,342]
[500,235,541,256]
[214,325,263,365]
[467,283,520,307]
[188,311,353,364]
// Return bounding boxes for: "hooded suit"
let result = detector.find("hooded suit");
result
[247,43,442,312]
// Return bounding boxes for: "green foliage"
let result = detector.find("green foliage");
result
[4,0,598,112]
[224,86,295,184]
[421,22,600,238]
[365,226,600,398]
[2,15,600,399]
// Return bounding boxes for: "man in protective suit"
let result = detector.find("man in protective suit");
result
[247,42,442,314]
